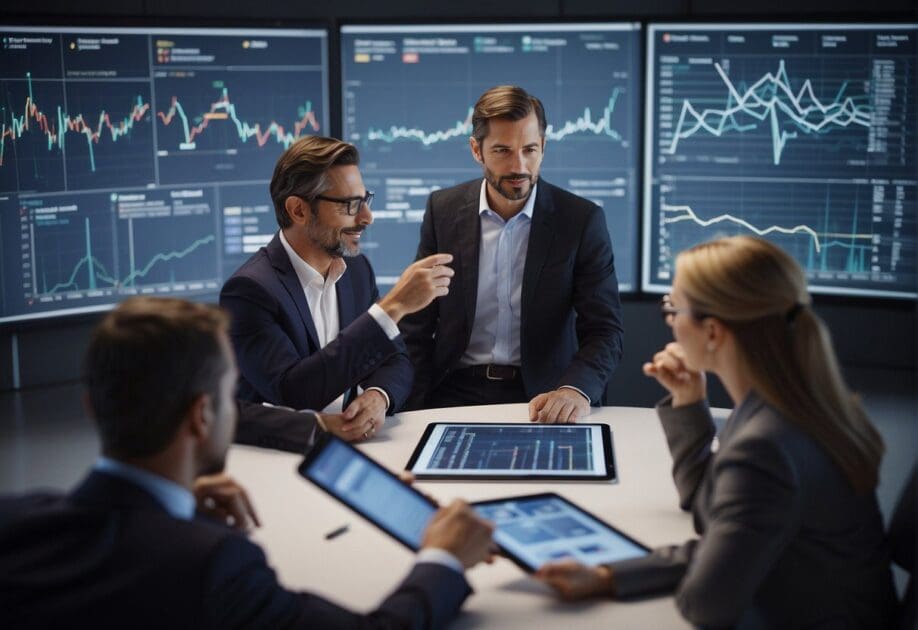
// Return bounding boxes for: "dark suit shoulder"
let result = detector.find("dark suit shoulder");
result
[539,179,601,213]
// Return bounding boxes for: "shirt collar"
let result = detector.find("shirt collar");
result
[278,229,346,290]
[478,178,536,221]
[93,457,196,520]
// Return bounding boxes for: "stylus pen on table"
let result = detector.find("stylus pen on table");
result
[324,524,350,540]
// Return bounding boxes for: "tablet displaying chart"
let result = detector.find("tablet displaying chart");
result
[407,423,615,480]
[643,24,918,299]
[0,25,328,323]
[473,493,649,570]
[341,23,642,292]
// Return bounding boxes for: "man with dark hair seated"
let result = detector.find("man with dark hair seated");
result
[0,296,494,629]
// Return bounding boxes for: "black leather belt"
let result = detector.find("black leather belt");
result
[461,364,520,381]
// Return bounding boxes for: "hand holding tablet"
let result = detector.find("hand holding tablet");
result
[299,432,647,575]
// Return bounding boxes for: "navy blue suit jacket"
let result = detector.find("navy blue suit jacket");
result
[220,234,413,413]
[0,472,471,629]
[400,179,624,408]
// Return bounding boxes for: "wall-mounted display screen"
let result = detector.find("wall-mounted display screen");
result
[0,25,329,323]
[341,23,642,292]
[643,23,917,299]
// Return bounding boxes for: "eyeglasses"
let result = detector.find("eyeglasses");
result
[313,190,374,216]
[659,295,710,326]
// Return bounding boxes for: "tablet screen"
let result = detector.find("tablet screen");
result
[300,436,437,550]
[407,423,615,480]
[473,494,649,571]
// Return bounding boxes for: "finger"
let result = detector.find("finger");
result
[342,403,359,420]
[417,253,454,268]
[398,471,416,485]
[429,265,455,278]
[529,394,546,421]
[540,397,563,423]
[342,407,371,431]
[238,487,261,528]
[563,402,579,424]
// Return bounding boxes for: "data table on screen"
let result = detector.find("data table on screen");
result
[341,24,642,292]
[642,24,918,299]
[0,26,328,323]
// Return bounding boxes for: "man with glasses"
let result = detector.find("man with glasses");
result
[221,136,454,444]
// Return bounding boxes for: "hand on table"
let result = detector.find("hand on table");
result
[529,388,590,424]
[642,342,706,407]
[320,390,387,442]
[422,499,496,569]
[535,560,616,600]
[193,473,260,532]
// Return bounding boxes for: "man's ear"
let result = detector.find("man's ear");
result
[186,393,212,442]
[284,196,311,226]
[469,137,483,164]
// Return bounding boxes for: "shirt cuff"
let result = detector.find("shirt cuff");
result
[416,548,464,574]
[364,386,391,414]
[560,385,591,404]
[368,303,400,340]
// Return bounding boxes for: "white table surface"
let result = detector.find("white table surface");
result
[225,404,697,629]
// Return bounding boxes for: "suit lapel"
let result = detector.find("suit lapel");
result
[266,234,320,350]
[335,267,357,328]
[521,182,556,314]
[452,181,481,331]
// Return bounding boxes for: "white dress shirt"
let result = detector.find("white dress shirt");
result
[278,230,399,414]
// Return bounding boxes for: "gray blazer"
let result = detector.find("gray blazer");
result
[610,392,896,629]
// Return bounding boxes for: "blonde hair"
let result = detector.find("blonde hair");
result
[676,236,884,493]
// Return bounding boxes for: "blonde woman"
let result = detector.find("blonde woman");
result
[537,236,897,628]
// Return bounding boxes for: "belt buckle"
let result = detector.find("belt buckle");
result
[485,364,512,381]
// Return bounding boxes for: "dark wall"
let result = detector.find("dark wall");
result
[2,0,916,404]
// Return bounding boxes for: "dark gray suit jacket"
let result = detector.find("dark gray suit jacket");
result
[400,178,624,408]
[611,393,897,629]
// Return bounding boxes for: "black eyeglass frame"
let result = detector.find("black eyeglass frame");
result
[659,295,711,325]
[312,190,374,216]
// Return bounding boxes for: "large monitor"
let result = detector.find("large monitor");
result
[643,23,917,299]
[0,25,329,324]
[341,23,642,292]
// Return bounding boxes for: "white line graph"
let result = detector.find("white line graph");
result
[664,60,872,165]
[661,201,874,254]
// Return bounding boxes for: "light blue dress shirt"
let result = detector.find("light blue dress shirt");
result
[94,457,196,520]
[461,179,535,367]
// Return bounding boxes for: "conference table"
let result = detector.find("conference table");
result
[226,404,708,628]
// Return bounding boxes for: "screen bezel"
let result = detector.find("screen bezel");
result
[298,432,438,552]
[405,422,617,481]
[470,491,652,573]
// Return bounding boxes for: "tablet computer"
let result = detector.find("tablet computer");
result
[298,433,437,551]
[406,423,616,481]
[471,493,651,572]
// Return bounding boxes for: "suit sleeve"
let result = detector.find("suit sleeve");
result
[657,397,718,511]
[398,195,441,410]
[558,206,624,403]
[357,259,414,413]
[610,427,802,629]
[220,274,403,411]
[233,400,320,454]
[202,536,471,630]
